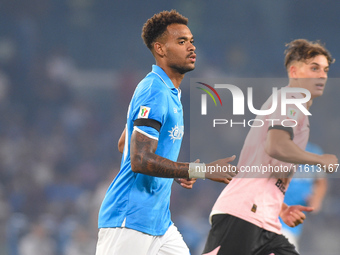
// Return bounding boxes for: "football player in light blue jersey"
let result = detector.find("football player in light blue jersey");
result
[280,142,328,251]
[95,10,238,255]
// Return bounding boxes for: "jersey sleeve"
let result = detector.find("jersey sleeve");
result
[267,91,307,140]
[131,82,167,140]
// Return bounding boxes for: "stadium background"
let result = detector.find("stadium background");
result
[0,1,340,254]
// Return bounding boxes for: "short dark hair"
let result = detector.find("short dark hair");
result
[141,10,188,50]
[284,39,334,69]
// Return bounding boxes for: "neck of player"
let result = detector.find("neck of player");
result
[158,64,185,89]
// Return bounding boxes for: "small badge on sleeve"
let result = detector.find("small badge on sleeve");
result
[138,106,150,119]
[287,107,298,120]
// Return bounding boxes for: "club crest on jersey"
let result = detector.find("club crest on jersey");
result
[287,107,298,120]
[138,106,150,119]
[169,124,184,143]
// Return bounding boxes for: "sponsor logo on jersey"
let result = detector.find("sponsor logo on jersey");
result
[169,124,184,143]
[275,179,286,194]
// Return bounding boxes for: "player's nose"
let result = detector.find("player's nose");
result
[320,70,328,79]
[188,42,196,51]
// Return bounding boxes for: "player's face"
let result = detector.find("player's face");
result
[293,55,329,99]
[163,24,196,74]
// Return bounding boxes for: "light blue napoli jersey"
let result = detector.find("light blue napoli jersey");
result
[280,142,324,236]
[98,65,184,236]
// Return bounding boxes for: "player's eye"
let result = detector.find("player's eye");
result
[190,39,194,44]
[179,41,185,45]
[311,66,319,71]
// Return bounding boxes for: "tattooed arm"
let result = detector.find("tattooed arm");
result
[130,130,238,180]
[130,130,190,178]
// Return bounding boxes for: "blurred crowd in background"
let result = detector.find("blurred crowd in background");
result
[0,1,340,255]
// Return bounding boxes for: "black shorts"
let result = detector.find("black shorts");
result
[202,214,299,255]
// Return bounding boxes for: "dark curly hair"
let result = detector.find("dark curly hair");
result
[284,39,334,70]
[141,10,188,50]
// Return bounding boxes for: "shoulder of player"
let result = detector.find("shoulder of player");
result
[132,78,168,106]
[138,75,168,93]
[276,87,307,99]
[261,87,308,121]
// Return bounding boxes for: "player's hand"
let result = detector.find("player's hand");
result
[208,177,232,184]
[205,155,238,182]
[176,158,200,189]
[175,178,197,189]
[319,154,338,173]
[280,205,314,227]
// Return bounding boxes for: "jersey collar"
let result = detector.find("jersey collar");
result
[151,65,176,90]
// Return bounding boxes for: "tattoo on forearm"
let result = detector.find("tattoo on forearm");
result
[131,131,189,178]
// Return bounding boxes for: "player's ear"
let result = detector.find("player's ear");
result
[289,65,297,79]
[153,42,165,57]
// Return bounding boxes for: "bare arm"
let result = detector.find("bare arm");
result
[265,129,338,171]
[308,178,328,213]
[118,127,126,153]
[130,130,238,179]
[130,130,190,178]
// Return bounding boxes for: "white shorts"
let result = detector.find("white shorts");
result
[95,224,190,255]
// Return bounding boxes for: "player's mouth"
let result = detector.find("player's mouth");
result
[188,53,196,63]
[315,83,325,90]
